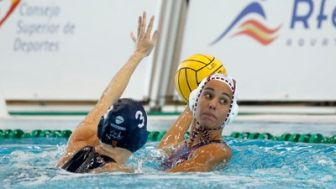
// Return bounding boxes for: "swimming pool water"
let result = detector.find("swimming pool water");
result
[0,138,335,189]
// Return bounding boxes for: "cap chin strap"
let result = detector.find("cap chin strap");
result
[186,120,223,147]
[186,122,209,147]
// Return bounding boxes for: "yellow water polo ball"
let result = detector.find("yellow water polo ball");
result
[175,54,227,102]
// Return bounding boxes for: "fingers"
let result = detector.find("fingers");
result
[137,16,141,39]
[132,12,158,44]
[138,12,146,39]
[142,12,147,32]
[145,16,154,38]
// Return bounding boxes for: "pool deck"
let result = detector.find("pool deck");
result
[1,105,335,136]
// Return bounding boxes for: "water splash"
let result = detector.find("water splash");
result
[0,138,335,189]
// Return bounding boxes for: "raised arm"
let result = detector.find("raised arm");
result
[59,12,158,165]
[157,106,193,149]
[83,12,158,127]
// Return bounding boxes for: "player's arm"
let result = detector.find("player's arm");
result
[57,12,158,166]
[168,143,232,172]
[158,106,193,150]
[78,12,158,132]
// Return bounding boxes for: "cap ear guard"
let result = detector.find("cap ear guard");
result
[97,117,104,137]
[223,78,239,126]
[188,89,198,112]
[225,100,239,125]
[188,76,208,113]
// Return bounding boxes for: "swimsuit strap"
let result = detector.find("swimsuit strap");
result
[62,146,116,173]
[99,154,116,164]
[190,139,223,151]
[162,139,223,170]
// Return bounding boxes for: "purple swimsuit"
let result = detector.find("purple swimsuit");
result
[162,140,222,170]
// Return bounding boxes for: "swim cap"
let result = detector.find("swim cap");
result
[97,98,148,152]
[188,73,238,127]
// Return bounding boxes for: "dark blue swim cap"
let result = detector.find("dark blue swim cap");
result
[97,98,148,152]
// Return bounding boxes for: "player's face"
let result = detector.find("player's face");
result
[195,80,232,129]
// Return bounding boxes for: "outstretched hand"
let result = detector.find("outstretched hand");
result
[130,12,159,57]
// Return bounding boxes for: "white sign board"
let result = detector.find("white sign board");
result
[0,0,161,100]
[180,0,336,101]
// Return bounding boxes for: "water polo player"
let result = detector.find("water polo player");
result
[158,73,238,172]
[57,12,158,173]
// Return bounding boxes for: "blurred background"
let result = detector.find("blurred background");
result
[1,0,335,131]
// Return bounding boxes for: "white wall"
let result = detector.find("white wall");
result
[0,0,161,101]
[180,0,336,101]
[1,0,336,103]
[0,93,8,117]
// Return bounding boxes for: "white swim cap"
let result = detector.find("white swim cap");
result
[188,73,238,127]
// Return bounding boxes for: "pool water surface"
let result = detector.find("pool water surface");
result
[0,138,335,189]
